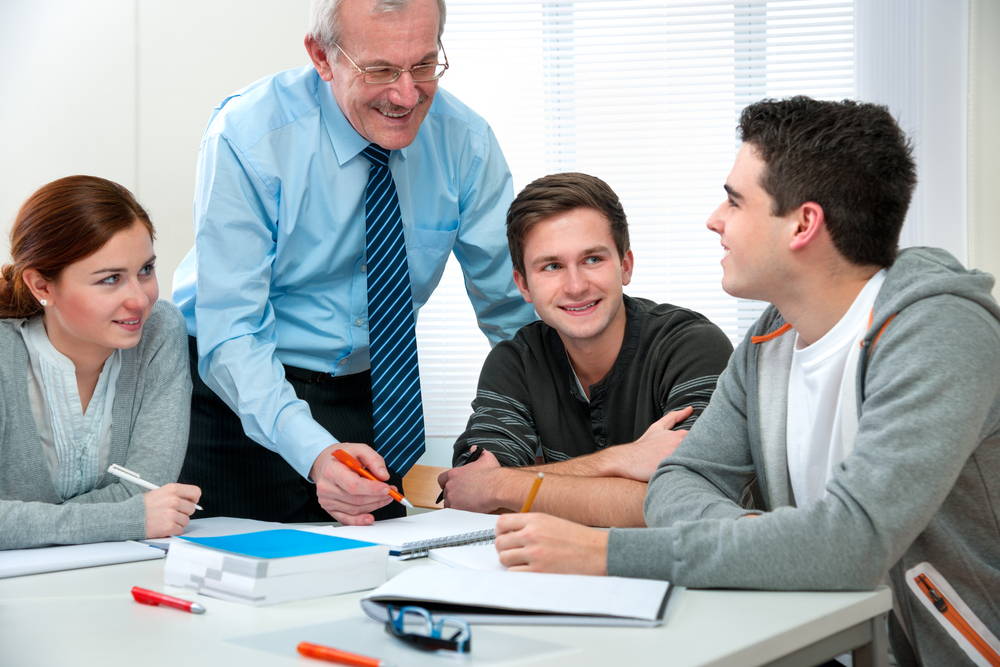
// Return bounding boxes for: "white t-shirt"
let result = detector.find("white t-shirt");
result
[786,270,887,507]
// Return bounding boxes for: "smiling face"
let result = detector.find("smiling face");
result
[513,207,634,355]
[28,222,158,369]
[319,0,441,150]
[706,143,791,303]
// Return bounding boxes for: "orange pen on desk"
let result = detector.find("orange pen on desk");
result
[332,449,413,508]
[297,642,396,667]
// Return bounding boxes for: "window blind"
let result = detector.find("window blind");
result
[417,0,855,436]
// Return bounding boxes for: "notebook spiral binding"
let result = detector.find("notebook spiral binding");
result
[397,529,496,559]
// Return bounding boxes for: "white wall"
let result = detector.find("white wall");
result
[921,0,969,262]
[0,0,311,291]
[0,0,137,255]
[855,0,969,264]
[135,0,311,291]
[969,0,1000,300]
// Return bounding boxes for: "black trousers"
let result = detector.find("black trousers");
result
[180,336,406,523]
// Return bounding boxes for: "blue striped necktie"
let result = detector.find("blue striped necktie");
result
[362,144,425,475]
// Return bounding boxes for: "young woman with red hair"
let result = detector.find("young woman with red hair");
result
[0,176,200,549]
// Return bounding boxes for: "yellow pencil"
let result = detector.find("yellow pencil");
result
[520,472,544,512]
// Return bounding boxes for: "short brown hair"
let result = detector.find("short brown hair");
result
[0,175,154,319]
[739,97,916,268]
[506,172,629,277]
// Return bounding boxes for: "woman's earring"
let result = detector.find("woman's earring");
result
[40,299,48,307]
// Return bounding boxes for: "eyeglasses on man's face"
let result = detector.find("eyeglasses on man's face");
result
[384,604,471,653]
[332,41,449,84]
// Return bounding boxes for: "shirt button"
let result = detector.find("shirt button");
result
[597,437,607,447]
[355,318,363,326]
[361,264,367,272]
[339,359,347,365]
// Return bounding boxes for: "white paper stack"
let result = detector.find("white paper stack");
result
[164,529,388,606]
[0,541,164,579]
[361,567,672,627]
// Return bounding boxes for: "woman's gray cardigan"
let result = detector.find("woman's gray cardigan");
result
[0,300,191,549]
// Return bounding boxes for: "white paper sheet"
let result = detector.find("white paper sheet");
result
[0,541,164,579]
[429,544,505,571]
[361,566,671,626]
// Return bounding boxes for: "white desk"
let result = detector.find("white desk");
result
[0,557,890,667]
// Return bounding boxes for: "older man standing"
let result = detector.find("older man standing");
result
[172,0,533,525]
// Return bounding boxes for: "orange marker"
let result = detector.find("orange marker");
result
[332,449,413,509]
[297,642,395,667]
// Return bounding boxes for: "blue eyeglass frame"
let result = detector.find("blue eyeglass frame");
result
[384,604,472,653]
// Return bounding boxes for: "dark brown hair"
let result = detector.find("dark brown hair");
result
[506,172,629,277]
[0,175,154,319]
[739,96,917,268]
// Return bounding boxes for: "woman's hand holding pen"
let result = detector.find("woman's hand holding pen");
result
[143,483,202,538]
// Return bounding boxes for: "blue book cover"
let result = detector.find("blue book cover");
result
[182,530,378,560]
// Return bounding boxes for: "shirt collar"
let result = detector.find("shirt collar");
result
[592,294,641,395]
[316,74,410,165]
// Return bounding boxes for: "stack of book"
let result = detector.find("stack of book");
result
[164,529,388,606]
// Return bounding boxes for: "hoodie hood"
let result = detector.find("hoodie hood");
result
[870,247,1000,339]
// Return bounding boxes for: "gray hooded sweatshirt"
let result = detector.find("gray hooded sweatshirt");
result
[607,247,1000,666]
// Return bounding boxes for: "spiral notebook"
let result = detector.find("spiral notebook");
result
[321,509,497,560]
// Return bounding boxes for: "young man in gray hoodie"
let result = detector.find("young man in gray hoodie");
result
[494,97,1000,666]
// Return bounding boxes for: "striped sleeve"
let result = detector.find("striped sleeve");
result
[654,315,734,431]
[455,389,538,467]
[452,342,541,467]
[665,374,723,430]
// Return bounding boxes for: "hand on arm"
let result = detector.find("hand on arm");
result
[495,513,608,575]
[515,405,692,481]
[143,483,202,538]
[600,405,692,481]
[441,406,694,526]
[310,443,395,525]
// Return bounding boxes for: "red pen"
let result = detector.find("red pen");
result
[131,586,206,614]
[297,642,395,667]
[332,449,413,508]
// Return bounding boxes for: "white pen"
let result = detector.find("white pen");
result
[107,464,203,511]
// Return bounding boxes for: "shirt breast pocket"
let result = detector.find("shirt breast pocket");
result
[406,223,459,306]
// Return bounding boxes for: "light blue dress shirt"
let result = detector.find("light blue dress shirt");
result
[173,66,534,479]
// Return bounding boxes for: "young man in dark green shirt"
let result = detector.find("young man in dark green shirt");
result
[437,172,733,527]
